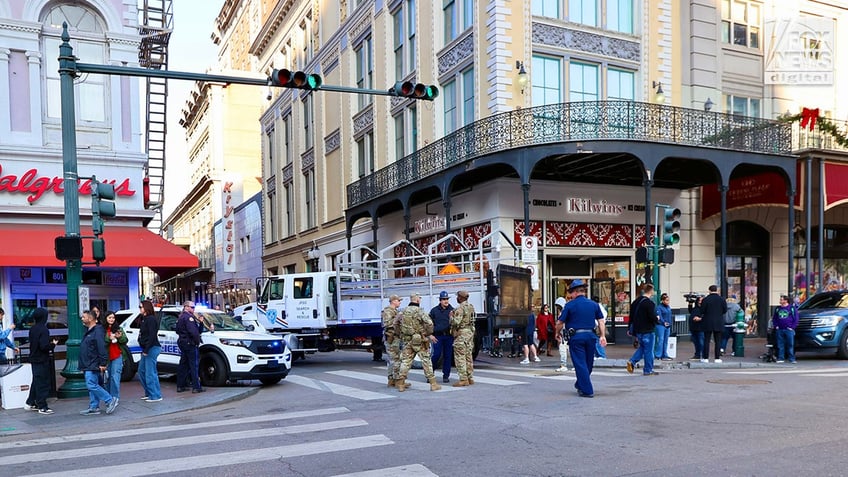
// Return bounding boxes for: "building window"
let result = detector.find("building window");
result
[443,67,474,134]
[284,183,294,237]
[724,95,761,118]
[357,131,375,178]
[721,0,760,48]
[304,169,316,229]
[444,0,473,44]
[607,0,633,34]
[532,0,559,18]
[267,191,277,243]
[607,68,635,100]
[531,55,562,106]
[266,127,276,175]
[569,0,598,27]
[283,114,293,165]
[355,37,373,110]
[569,62,599,101]
[42,5,107,123]
[303,95,314,151]
[300,14,313,67]
[393,0,417,79]
[394,105,418,161]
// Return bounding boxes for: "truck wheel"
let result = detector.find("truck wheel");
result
[120,349,136,382]
[199,352,228,386]
[259,377,282,385]
[837,330,848,359]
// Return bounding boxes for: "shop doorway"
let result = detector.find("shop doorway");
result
[715,221,770,336]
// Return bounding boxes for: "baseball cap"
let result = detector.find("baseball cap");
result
[555,297,566,308]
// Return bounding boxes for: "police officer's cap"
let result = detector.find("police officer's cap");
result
[568,279,587,291]
[439,291,449,299]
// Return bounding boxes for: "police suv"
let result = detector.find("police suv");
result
[116,305,291,386]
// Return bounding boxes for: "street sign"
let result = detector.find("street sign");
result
[521,235,538,263]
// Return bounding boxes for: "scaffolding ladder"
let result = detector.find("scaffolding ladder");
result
[138,0,173,234]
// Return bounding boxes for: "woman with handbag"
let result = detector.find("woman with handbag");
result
[101,310,128,402]
[536,304,556,356]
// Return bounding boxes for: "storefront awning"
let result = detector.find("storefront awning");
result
[0,224,198,277]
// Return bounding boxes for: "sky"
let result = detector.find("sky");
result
[160,0,224,219]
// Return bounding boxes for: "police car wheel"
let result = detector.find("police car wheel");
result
[199,352,228,387]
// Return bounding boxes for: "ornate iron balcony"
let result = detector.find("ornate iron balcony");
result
[347,100,794,207]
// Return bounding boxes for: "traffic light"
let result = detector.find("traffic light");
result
[269,69,322,90]
[388,81,439,100]
[55,236,83,261]
[635,246,653,263]
[662,207,681,246]
[659,248,675,265]
[92,237,106,263]
[91,177,116,236]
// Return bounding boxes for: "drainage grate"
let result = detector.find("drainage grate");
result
[707,378,771,385]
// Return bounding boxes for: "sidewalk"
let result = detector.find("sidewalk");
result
[477,335,778,370]
[0,371,258,438]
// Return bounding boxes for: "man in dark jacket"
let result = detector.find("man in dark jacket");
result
[626,284,659,375]
[176,301,204,393]
[25,308,57,414]
[700,285,728,363]
[79,310,117,415]
[429,291,454,383]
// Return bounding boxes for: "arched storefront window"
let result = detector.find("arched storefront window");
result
[715,221,769,333]
[41,3,108,124]
[794,225,848,302]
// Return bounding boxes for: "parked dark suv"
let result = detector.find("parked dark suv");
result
[795,291,848,358]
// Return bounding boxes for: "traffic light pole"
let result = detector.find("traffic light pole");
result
[58,27,86,397]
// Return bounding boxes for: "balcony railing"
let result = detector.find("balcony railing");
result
[792,117,848,153]
[347,100,794,208]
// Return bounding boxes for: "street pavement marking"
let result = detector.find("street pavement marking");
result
[727,368,848,375]
[326,370,463,392]
[3,418,368,465]
[333,464,439,477]
[20,435,394,477]
[288,374,396,400]
[6,407,351,449]
[460,375,526,386]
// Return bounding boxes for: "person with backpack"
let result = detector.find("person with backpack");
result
[101,310,128,402]
[395,294,441,392]
[772,294,798,363]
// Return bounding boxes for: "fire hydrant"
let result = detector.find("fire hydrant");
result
[733,308,746,357]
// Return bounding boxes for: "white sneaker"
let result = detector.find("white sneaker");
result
[776,360,785,363]
[714,359,723,363]
[519,358,530,364]
[700,359,709,363]
[555,366,568,372]
[533,357,541,362]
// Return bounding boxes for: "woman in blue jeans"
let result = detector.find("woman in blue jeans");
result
[137,300,163,401]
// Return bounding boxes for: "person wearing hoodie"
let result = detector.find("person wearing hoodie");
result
[78,310,118,415]
[25,308,57,415]
[772,294,798,363]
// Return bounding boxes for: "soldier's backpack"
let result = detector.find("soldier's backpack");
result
[400,308,418,336]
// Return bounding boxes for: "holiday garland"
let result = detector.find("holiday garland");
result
[779,107,848,148]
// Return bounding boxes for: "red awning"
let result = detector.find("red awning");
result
[0,223,198,277]
[824,161,848,210]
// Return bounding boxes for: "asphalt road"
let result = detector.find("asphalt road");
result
[2,349,848,476]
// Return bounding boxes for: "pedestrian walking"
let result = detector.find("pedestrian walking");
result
[101,310,127,401]
[520,312,541,364]
[24,308,57,415]
[79,310,118,415]
[772,294,798,363]
[176,300,204,393]
[137,300,163,402]
[381,295,402,387]
[536,304,555,356]
[688,296,705,360]
[722,295,743,356]
[450,290,476,387]
[655,293,673,360]
[556,279,606,397]
[700,285,727,363]
[395,294,441,392]
[554,297,568,372]
[429,291,455,383]
[626,284,659,376]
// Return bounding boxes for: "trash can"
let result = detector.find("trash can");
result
[0,363,33,409]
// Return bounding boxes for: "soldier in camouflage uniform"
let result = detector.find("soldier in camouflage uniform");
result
[450,290,476,387]
[382,295,402,387]
[395,294,441,392]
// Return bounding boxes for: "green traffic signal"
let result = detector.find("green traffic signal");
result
[270,69,322,90]
[389,81,439,100]
[92,237,106,263]
[663,207,681,246]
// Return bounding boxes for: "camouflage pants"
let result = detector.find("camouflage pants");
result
[384,335,402,379]
[453,330,474,381]
[398,337,434,381]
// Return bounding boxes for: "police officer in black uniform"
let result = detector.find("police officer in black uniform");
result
[556,279,606,398]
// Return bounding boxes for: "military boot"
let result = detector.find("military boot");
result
[467,377,475,385]
[396,379,408,392]
[387,378,396,388]
[452,380,469,387]
[428,377,442,391]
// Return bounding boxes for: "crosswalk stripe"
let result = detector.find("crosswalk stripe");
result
[463,375,525,385]
[6,407,351,449]
[20,435,394,477]
[326,371,462,392]
[332,464,439,477]
[287,375,395,400]
[727,368,848,375]
[3,419,368,465]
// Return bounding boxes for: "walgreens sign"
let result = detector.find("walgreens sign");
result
[0,164,136,204]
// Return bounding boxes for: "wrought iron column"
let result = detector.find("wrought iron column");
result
[819,158,825,292]
[522,183,531,239]
[58,24,86,397]
[643,173,653,284]
[444,199,452,252]
[719,184,728,297]
[787,186,796,295]
[805,155,812,298]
